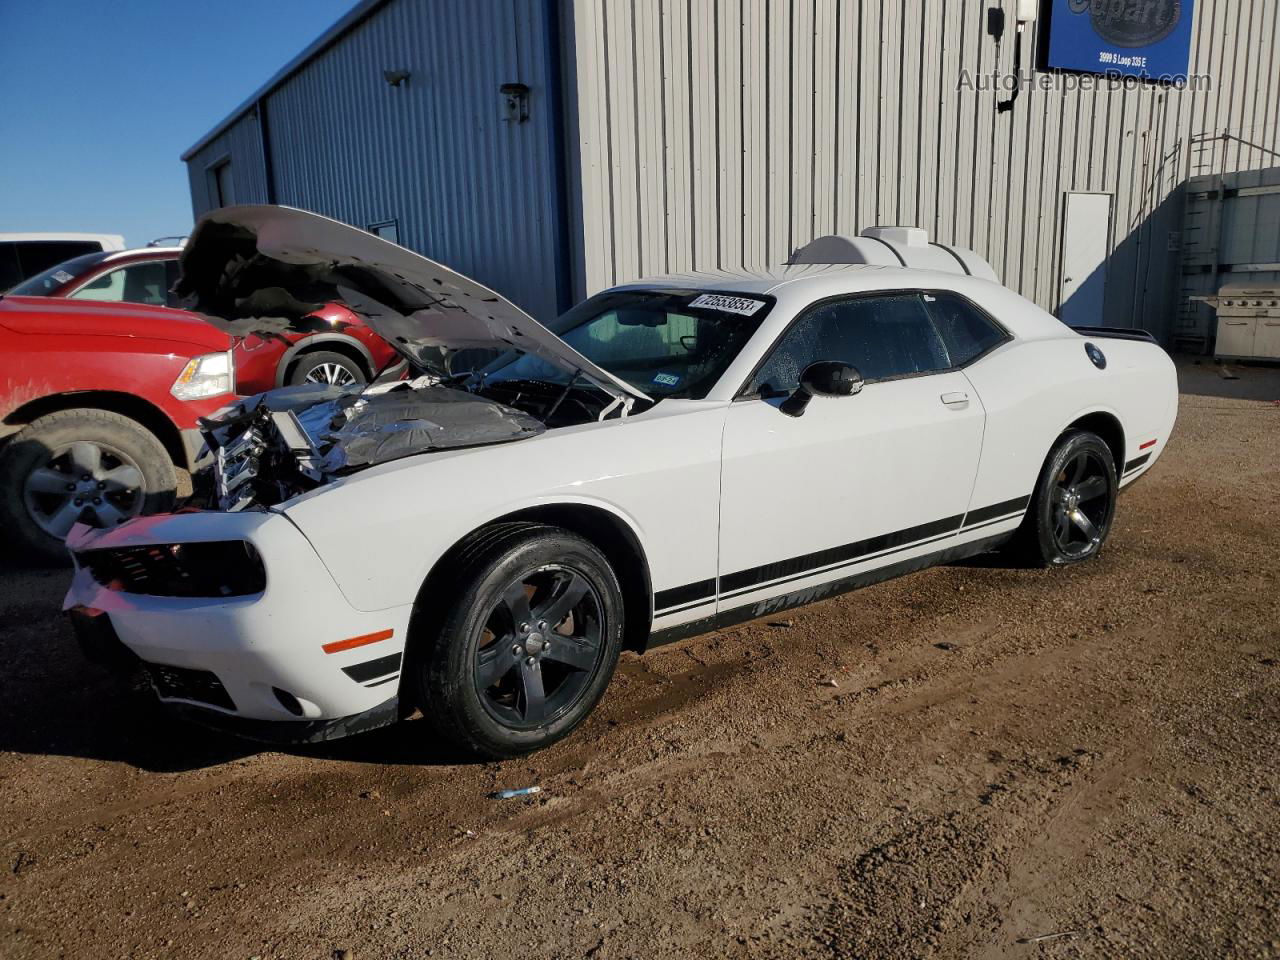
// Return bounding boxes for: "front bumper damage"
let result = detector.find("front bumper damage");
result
[63,512,415,740]
[67,604,402,743]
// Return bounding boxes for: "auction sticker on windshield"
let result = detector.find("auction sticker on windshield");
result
[688,294,766,316]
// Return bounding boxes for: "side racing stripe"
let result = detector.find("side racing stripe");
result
[961,495,1030,528]
[653,495,1031,616]
[720,513,964,595]
[653,578,716,613]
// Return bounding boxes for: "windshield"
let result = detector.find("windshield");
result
[483,290,772,400]
[9,251,109,296]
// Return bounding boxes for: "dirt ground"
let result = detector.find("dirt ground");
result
[2,358,1278,960]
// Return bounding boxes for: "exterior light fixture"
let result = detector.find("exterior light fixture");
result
[500,82,530,123]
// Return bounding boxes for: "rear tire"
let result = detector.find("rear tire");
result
[412,523,625,760]
[287,351,366,387]
[1015,430,1117,568]
[0,409,176,565]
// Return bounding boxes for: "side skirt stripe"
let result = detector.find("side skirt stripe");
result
[650,496,1030,618]
[717,529,960,601]
[653,578,717,613]
[654,598,717,618]
[961,495,1030,528]
[961,512,1026,534]
[720,513,966,595]
[648,533,1012,649]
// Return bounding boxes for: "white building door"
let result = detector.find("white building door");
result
[1060,192,1112,327]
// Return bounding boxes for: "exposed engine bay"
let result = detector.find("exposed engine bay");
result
[199,378,567,511]
[198,372,636,510]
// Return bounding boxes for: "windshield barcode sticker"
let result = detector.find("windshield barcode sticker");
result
[688,294,765,316]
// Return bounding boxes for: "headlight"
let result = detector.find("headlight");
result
[171,350,234,400]
[78,541,266,597]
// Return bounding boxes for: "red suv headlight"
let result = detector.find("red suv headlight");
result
[172,350,235,400]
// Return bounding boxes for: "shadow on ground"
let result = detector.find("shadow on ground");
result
[1175,354,1280,402]
[0,561,479,772]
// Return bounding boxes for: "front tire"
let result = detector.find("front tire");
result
[0,409,176,565]
[1017,430,1117,567]
[413,524,625,759]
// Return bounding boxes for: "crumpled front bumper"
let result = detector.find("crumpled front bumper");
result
[62,510,415,734]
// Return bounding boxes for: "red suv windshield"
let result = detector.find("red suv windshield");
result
[9,252,110,296]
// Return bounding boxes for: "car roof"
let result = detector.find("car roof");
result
[612,262,1020,297]
[609,263,1073,343]
[94,247,184,263]
[612,263,883,295]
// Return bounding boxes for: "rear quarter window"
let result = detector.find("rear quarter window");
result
[923,292,1009,367]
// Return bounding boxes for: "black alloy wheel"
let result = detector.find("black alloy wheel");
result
[413,523,625,759]
[1018,430,1118,567]
[1049,448,1112,561]
[473,565,607,730]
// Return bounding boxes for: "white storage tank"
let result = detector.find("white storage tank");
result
[790,227,999,283]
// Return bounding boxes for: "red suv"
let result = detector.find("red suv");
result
[0,295,238,562]
[11,246,398,390]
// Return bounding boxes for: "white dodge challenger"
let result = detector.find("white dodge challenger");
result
[64,207,1178,758]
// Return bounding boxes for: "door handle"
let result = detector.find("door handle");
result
[941,391,969,407]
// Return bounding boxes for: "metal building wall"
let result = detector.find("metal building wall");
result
[563,0,1280,340]
[184,0,565,321]
[183,111,270,214]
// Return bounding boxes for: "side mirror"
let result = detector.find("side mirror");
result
[780,361,864,417]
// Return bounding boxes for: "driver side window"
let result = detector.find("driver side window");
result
[748,293,950,397]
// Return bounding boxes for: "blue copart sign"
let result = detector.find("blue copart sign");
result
[1047,0,1196,80]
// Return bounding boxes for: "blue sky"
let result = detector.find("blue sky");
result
[0,0,355,247]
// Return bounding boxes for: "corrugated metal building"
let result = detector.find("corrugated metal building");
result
[183,0,1280,342]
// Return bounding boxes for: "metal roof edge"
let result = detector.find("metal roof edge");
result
[180,0,393,162]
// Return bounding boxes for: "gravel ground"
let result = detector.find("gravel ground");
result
[1,359,1277,960]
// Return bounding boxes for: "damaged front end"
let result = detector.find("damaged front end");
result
[202,378,544,511]
[171,204,656,512]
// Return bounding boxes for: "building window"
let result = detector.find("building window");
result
[368,219,399,245]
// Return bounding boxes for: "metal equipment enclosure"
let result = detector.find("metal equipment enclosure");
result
[1178,166,1280,352]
